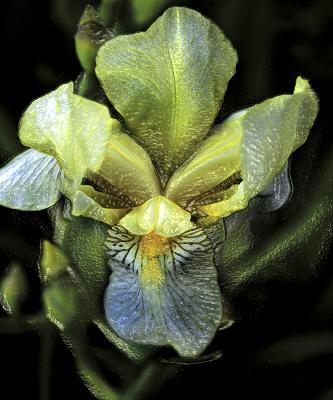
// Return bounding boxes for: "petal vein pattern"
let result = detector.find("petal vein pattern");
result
[104,226,223,357]
[0,149,64,210]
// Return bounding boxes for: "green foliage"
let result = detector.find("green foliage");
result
[43,277,81,331]
[220,151,333,296]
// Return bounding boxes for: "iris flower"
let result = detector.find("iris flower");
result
[0,7,318,357]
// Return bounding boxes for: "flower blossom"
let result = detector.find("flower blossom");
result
[0,7,318,357]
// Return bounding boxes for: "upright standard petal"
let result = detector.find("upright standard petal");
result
[119,195,195,237]
[93,131,161,205]
[199,77,319,217]
[0,149,64,210]
[165,117,242,206]
[96,7,237,175]
[19,82,114,185]
[105,226,223,358]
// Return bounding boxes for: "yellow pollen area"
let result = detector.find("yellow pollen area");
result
[140,257,165,288]
[139,231,170,258]
[139,232,170,288]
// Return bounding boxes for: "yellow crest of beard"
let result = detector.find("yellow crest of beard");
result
[139,232,169,288]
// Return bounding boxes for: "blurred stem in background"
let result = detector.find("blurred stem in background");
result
[99,0,122,27]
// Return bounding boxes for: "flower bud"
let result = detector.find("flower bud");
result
[0,263,29,315]
[42,278,79,331]
[75,5,114,74]
[39,240,68,284]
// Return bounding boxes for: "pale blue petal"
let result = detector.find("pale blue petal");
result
[0,149,64,210]
[255,162,292,212]
[104,226,223,358]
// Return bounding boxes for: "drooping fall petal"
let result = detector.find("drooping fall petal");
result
[0,149,64,210]
[105,226,223,358]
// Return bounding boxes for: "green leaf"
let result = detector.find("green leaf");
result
[40,240,88,331]
[222,176,333,296]
[43,278,80,331]
[119,195,194,236]
[76,353,121,400]
[0,263,29,315]
[52,206,110,299]
[19,82,115,186]
[200,77,319,217]
[40,242,72,330]
[96,7,238,175]
[0,149,64,210]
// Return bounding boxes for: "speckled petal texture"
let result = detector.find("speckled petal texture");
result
[104,225,223,358]
[96,7,237,175]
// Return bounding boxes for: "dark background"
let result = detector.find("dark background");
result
[0,0,332,399]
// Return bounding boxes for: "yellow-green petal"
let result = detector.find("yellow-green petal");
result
[19,82,114,185]
[71,185,127,225]
[119,195,195,236]
[200,77,319,217]
[95,130,161,205]
[96,7,237,175]
[165,118,242,205]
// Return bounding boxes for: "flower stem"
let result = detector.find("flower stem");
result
[99,0,123,27]
[122,361,177,400]
[0,312,48,334]
[64,328,121,400]
[39,326,56,400]
[76,72,96,97]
